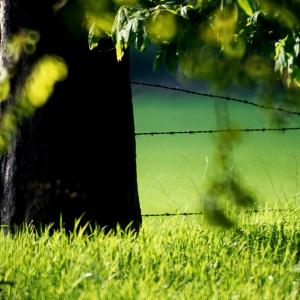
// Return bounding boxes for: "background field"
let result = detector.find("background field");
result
[130,48,300,215]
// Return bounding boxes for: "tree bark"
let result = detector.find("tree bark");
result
[0,0,142,233]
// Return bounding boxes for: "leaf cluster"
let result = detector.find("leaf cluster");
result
[111,0,217,75]
[87,0,300,88]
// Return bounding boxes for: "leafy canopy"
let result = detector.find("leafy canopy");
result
[87,0,300,92]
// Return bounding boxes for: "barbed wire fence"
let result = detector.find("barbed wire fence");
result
[131,82,300,217]
[135,127,300,136]
[131,81,300,116]
[142,209,298,217]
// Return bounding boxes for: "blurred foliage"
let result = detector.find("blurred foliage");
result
[0,29,68,154]
[87,0,300,94]
[21,55,68,108]
[203,130,255,227]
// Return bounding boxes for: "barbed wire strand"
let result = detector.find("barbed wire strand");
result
[136,126,300,136]
[142,209,296,217]
[143,212,203,217]
[131,81,300,116]
[133,82,300,217]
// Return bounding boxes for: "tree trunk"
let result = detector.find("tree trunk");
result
[0,0,142,233]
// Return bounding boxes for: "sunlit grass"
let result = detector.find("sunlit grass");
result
[133,89,300,212]
[0,206,300,299]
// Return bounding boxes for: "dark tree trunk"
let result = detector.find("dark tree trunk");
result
[0,0,142,233]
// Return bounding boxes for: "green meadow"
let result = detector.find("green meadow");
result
[2,60,300,299]
[1,208,300,299]
[1,88,300,298]
[132,85,300,214]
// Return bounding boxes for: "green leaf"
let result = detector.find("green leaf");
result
[249,10,260,23]
[88,22,102,50]
[274,36,288,60]
[180,6,189,19]
[294,37,300,57]
[153,46,165,73]
[275,46,287,73]
[121,19,135,44]
[136,25,146,52]
[116,41,125,61]
[112,7,128,45]
[165,44,178,76]
[237,0,253,16]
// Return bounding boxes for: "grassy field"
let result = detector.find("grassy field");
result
[0,206,300,299]
[132,85,300,214]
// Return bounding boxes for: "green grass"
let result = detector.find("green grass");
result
[1,207,300,299]
[132,88,300,213]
